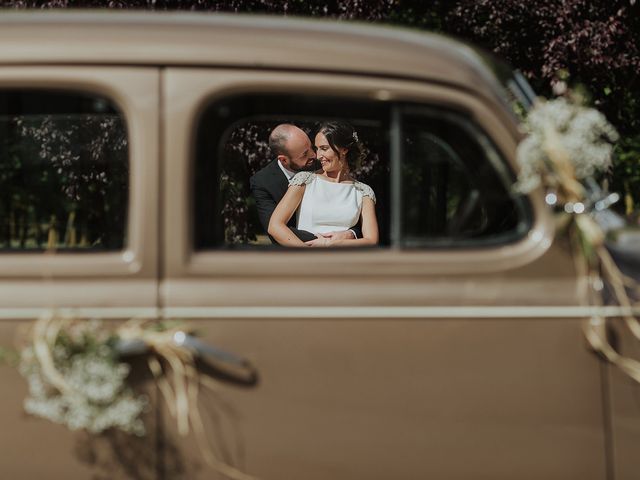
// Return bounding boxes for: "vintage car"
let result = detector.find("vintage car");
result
[0,10,636,480]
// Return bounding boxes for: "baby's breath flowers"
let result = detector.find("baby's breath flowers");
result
[16,314,259,480]
[514,92,640,387]
[514,95,619,196]
[18,317,147,435]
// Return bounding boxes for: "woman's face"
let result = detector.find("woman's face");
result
[315,132,346,174]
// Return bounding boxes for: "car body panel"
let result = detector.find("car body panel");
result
[159,67,606,479]
[0,65,160,476]
[0,11,636,480]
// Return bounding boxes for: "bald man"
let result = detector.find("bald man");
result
[250,124,358,244]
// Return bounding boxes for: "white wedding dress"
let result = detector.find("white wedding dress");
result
[289,171,376,235]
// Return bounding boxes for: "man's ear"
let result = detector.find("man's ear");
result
[277,155,289,168]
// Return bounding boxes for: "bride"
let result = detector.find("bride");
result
[268,121,378,247]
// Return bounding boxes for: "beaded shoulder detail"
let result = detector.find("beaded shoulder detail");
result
[354,181,376,204]
[289,171,315,186]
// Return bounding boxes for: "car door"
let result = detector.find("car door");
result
[0,67,160,479]
[160,68,607,480]
[606,316,640,479]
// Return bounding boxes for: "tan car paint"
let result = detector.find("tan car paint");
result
[0,11,633,480]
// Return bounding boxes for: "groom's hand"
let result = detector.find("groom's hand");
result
[305,234,331,247]
[323,230,355,241]
[304,230,355,247]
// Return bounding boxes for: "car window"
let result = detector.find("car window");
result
[398,107,530,247]
[194,94,529,250]
[0,90,128,251]
[194,94,389,249]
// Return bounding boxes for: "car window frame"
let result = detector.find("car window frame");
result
[162,68,554,278]
[0,66,159,279]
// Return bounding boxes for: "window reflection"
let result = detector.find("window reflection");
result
[0,91,128,251]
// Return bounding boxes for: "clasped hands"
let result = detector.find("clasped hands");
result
[304,230,354,247]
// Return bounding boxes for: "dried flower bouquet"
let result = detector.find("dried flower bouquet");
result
[15,313,258,480]
[515,92,640,383]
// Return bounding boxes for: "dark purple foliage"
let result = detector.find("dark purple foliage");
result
[446,0,640,210]
[447,0,639,130]
[4,0,397,20]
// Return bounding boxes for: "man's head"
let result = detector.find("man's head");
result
[269,124,316,172]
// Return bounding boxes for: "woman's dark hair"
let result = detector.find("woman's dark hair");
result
[317,121,367,171]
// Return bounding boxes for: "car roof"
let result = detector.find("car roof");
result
[0,11,512,108]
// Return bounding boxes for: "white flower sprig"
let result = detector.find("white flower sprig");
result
[514,96,619,196]
[19,316,147,436]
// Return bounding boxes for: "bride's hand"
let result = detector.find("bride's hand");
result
[305,234,332,247]
[324,230,355,241]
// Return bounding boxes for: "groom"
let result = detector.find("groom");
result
[250,124,358,244]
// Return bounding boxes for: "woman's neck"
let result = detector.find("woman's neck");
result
[323,168,350,182]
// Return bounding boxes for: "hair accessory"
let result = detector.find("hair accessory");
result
[352,131,359,143]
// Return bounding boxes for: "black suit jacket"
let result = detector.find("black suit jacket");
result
[250,160,316,243]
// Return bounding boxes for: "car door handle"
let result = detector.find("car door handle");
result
[116,332,258,386]
[174,332,248,366]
